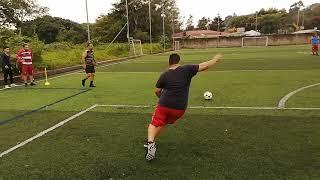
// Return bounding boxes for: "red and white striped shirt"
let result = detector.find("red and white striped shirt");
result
[17,49,32,65]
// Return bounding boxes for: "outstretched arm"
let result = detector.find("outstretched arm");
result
[198,54,222,72]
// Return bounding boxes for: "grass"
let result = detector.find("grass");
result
[0,45,320,179]
[40,43,164,69]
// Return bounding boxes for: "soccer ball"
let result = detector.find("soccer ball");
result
[204,91,213,100]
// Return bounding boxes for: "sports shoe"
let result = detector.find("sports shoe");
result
[144,142,156,161]
[30,82,36,86]
[89,84,96,88]
[4,85,11,89]
[10,83,18,87]
[25,83,28,87]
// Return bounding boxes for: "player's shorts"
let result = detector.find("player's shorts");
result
[312,45,318,52]
[22,64,33,75]
[151,105,185,127]
[85,65,95,74]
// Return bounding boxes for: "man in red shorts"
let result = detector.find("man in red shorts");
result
[17,43,35,86]
[144,53,222,161]
[311,33,319,56]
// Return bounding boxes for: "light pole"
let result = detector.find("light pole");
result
[149,0,153,53]
[85,0,91,42]
[217,13,220,32]
[255,12,258,31]
[125,0,130,44]
[161,6,166,52]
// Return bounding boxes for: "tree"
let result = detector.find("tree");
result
[197,17,210,30]
[186,15,194,31]
[21,16,87,44]
[0,0,48,34]
[209,15,224,31]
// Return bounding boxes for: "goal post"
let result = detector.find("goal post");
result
[129,38,143,57]
[242,36,269,47]
[174,41,181,51]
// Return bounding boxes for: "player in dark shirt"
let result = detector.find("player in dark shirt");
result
[145,53,222,161]
[82,43,96,87]
[1,46,16,89]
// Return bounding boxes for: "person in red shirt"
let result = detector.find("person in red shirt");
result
[144,53,222,161]
[17,43,35,86]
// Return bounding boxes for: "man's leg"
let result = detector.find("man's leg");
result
[148,124,165,143]
[8,68,14,85]
[82,73,91,87]
[89,73,95,87]
[3,69,9,87]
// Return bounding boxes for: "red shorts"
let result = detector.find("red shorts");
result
[312,45,318,52]
[22,64,33,75]
[151,105,185,127]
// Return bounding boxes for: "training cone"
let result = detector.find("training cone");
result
[45,81,50,86]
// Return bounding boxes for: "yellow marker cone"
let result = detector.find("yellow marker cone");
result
[44,68,50,86]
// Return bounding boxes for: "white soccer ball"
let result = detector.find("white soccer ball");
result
[203,91,213,100]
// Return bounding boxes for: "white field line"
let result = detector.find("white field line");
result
[97,104,320,110]
[278,83,320,109]
[0,104,98,158]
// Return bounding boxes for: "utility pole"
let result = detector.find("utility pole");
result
[125,0,130,44]
[255,12,258,31]
[149,0,153,53]
[85,0,91,42]
[217,13,220,32]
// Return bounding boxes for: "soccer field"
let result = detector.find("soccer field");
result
[1,45,320,179]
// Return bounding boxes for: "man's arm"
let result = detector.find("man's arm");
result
[82,51,87,68]
[198,54,222,72]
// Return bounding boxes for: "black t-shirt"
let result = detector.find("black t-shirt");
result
[156,65,199,110]
[1,53,11,69]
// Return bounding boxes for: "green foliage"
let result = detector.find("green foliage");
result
[0,0,48,29]
[22,16,87,44]
[40,42,163,69]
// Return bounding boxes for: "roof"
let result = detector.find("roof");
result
[293,29,320,34]
[173,30,229,39]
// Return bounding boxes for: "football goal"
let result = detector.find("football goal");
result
[242,36,269,47]
[129,38,143,57]
[174,41,181,51]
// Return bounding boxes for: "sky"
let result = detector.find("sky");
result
[37,0,320,25]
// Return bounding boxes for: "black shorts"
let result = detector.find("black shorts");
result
[85,65,95,74]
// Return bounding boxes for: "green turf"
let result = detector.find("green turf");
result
[1,45,320,179]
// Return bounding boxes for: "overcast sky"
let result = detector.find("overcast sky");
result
[37,0,319,24]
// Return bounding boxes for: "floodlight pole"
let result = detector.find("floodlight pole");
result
[149,0,153,53]
[217,13,220,32]
[85,0,91,42]
[126,0,130,44]
[297,8,300,29]
[255,12,258,31]
[162,5,165,52]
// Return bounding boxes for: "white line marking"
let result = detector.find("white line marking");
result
[278,83,320,108]
[96,104,320,110]
[0,104,98,158]
[98,104,151,108]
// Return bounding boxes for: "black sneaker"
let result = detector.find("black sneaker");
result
[82,79,86,87]
[30,82,36,86]
[25,83,28,87]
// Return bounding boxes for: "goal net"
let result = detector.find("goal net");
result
[129,38,143,57]
[242,36,269,47]
[174,41,181,51]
